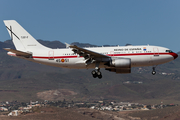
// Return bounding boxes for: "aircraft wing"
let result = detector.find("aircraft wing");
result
[70,45,110,59]
[4,48,32,57]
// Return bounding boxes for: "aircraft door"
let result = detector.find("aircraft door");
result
[153,47,159,57]
[48,51,54,60]
[110,51,114,56]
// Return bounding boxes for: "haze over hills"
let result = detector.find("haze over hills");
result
[0,40,180,104]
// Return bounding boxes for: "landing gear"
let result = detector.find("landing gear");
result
[152,67,156,75]
[91,62,102,79]
[91,70,102,79]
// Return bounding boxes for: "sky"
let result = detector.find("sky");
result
[1,0,180,52]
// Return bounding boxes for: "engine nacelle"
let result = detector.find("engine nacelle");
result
[105,58,131,73]
[110,58,131,68]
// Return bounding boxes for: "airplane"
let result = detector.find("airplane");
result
[3,20,178,79]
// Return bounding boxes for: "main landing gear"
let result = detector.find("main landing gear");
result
[152,67,156,75]
[91,69,102,79]
[91,62,102,79]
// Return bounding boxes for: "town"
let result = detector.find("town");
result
[0,100,178,116]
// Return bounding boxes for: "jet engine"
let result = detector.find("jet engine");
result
[105,58,131,73]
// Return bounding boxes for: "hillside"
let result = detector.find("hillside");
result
[0,40,180,104]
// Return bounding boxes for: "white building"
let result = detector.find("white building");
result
[8,110,21,116]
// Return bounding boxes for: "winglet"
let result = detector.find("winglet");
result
[65,42,71,48]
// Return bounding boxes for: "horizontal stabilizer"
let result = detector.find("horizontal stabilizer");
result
[4,48,32,57]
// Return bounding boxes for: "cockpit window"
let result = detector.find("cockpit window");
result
[166,50,173,53]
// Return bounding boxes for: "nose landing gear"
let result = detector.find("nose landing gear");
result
[152,67,156,75]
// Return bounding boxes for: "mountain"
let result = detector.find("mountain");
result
[37,39,66,48]
[2,40,65,49]
[0,40,180,104]
[0,40,15,49]
[71,42,97,47]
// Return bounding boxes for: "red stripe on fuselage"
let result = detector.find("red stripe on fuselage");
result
[32,53,176,59]
[33,56,77,59]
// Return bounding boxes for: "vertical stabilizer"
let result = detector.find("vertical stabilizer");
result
[3,20,50,51]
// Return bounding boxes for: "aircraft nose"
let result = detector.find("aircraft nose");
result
[172,52,178,59]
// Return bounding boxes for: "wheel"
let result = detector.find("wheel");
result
[98,74,102,79]
[96,71,102,79]
[152,71,156,75]
[91,70,96,75]
[92,70,97,78]
[97,71,101,76]
[93,74,97,78]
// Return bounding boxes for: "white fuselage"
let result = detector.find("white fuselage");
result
[14,45,176,69]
